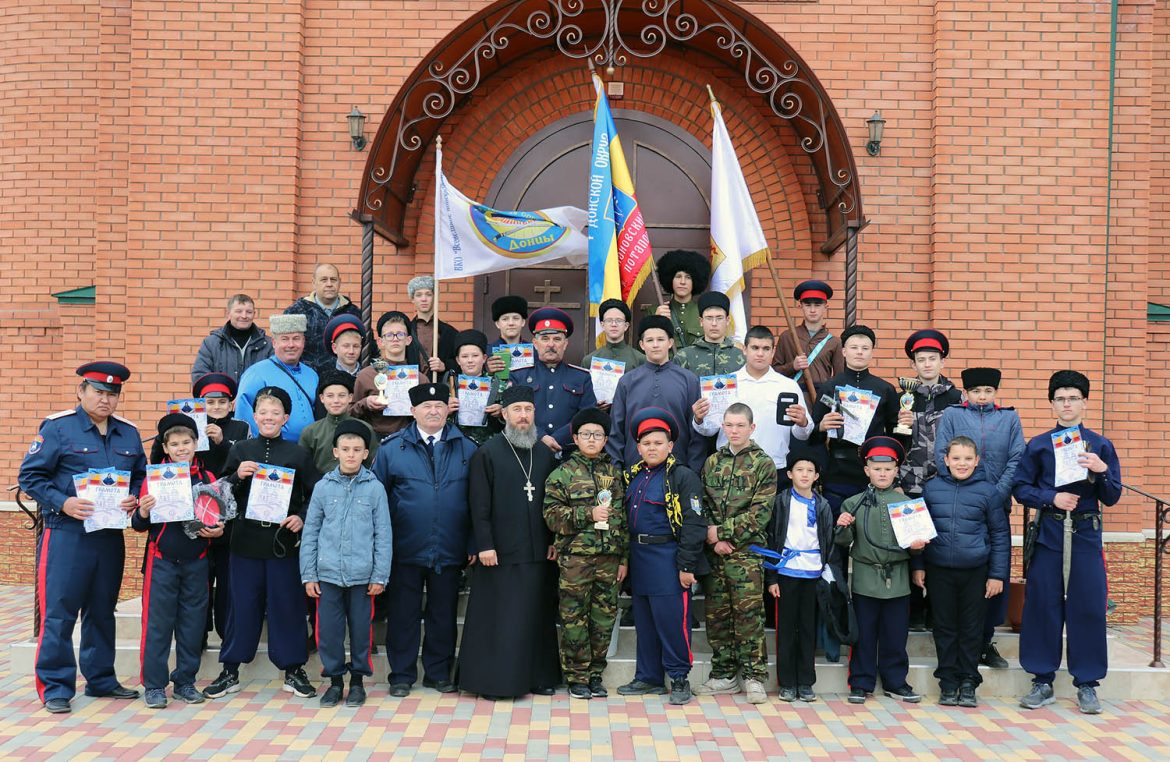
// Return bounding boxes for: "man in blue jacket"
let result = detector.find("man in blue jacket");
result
[372,382,478,697]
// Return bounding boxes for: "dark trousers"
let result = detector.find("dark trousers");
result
[35,527,125,702]
[316,582,374,678]
[220,553,307,671]
[632,591,692,685]
[983,589,1007,644]
[926,564,987,690]
[386,562,460,685]
[1020,542,1108,687]
[848,593,910,693]
[774,575,818,688]
[820,481,863,660]
[205,543,232,639]
[141,551,209,690]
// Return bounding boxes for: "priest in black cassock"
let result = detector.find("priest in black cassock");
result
[458,384,562,700]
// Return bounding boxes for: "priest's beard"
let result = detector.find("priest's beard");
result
[504,422,538,450]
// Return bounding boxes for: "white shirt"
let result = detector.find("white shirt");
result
[693,365,813,468]
[416,425,444,444]
[780,492,822,577]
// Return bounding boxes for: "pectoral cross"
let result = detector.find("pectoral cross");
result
[524,480,535,502]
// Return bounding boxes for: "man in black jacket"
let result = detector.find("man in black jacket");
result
[191,294,273,383]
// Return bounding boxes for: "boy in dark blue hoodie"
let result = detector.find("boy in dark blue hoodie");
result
[916,435,1009,707]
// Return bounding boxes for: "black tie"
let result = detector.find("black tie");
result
[425,436,436,466]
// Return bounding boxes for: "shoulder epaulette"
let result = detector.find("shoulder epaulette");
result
[566,363,590,373]
[45,409,77,421]
[111,413,139,428]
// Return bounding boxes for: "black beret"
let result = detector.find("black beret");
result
[904,329,949,359]
[637,315,675,340]
[332,418,372,448]
[961,367,1001,390]
[598,298,631,322]
[157,413,198,439]
[454,329,488,354]
[656,249,711,295]
[859,435,905,464]
[500,384,535,408]
[840,324,876,347]
[193,372,237,400]
[698,291,730,316]
[316,371,355,396]
[631,406,679,442]
[1048,370,1090,401]
[376,310,412,338]
[786,446,825,473]
[408,383,450,407]
[793,280,833,302]
[491,295,529,322]
[571,407,611,436]
[255,386,292,415]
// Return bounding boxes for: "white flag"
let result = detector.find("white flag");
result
[709,97,769,343]
[434,143,588,280]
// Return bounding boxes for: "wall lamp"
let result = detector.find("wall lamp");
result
[866,111,885,156]
[348,107,368,151]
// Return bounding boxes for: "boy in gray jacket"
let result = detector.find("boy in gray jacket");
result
[301,419,392,707]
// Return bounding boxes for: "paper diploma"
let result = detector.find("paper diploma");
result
[501,343,534,370]
[887,497,938,549]
[248,464,295,523]
[82,469,130,533]
[166,398,209,451]
[1052,426,1089,487]
[457,375,492,427]
[837,386,879,446]
[700,374,739,423]
[589,357,626,405]
[146,462,195,523]
[382,365,419,417]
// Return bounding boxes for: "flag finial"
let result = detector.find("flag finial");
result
[706,84,717,105]
[436,135,443,149]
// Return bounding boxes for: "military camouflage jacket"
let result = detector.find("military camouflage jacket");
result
[701,441,777,550]
[543,450,628,559]
[673,337,745,379]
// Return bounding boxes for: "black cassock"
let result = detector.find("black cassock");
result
[457,434,562,697]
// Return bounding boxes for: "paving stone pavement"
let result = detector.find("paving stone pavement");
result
[1,585,1168,761]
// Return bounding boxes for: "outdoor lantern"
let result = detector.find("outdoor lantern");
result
[348,107,368,151]
[866,111,885,156]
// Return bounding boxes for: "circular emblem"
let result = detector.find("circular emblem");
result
[543,320,551,328]
[429,386,435,394]
[468,205,569,259]
[106,375,114,383]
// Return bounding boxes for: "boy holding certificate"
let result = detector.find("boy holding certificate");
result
[133,413,223,708]
[834,436,925,704]
[443,329,505,446]
[915,436,1009,708]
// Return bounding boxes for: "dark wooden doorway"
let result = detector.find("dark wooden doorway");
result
[478,110,713,364]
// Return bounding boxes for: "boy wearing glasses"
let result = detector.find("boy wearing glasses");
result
[1014,370,1121,715]
[350,311,420,440]
[583,299,645,370]
[672,292,745,378]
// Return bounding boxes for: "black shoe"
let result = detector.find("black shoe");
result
[532,686,556,696]
[422,677,457,694]
[669,679,692,705]
[617,679,667,696]
[620,608,634,627]
[44,698,71,714]
[85,684,139,699]
[958,682,978,708]
[939,688,959,706]
[981,642,1009,669]
[588,677,608,698]
[908,616,927,633]
[203,669,241,699]
[480,693,508,701]
[568,683,592,700]
[847,688,868,704]
[346,684,367,707]
[884,685,923,703]
[778,686,798,702]
[389,683,411,698]
[797,685,817,702]
[319,684,343,707]
[283,667,316,698]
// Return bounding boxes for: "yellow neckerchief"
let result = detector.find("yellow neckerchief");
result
[626,453,682,532]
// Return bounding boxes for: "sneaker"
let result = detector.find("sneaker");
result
[1077,685,1102,715]
[568,683,592,700]
[320,684,343,707]
[173,684,205,705]
[668,678,692,705]
[981,642,1009,669]
[144,688,167,709]
[617,679,667,696]
[958,682,977,708]
[939,688,959,706]
[777,685,798,702]
[884,685,922,703]
[847,688,868,704]
[588,677,608,698]
[1019,682,1055,710]
[744,679,767,704]
[346,684,367,707]
[203,669,241,699]
[283,667,316,698]
[797,685,817,702]
[695,676,740,696]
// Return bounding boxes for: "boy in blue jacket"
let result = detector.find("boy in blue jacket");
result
[915,435,1010,708]
[933,366,1025,668]
[301,419,392,708]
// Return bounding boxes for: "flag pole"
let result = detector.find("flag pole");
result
[432,135,442,382]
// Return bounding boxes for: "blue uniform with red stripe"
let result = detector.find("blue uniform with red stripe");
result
[1012,424,1121,688]
[18,407,147,703]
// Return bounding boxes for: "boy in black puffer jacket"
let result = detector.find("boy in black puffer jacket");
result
[916,435,1010,708]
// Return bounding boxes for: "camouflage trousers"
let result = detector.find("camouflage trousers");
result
[557,553,621,684]
[703,552,767,680]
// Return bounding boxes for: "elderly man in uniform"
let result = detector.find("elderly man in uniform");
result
[284,263,362,375]
[236,314,320,442]
[515,307,597,457]
[19,362,148,713]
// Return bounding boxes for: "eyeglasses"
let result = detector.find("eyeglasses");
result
[601,318,627,326]
[701,315,727,323]
[576,431,606,441]
[382,332,408,340]
[1053,396,1084,405]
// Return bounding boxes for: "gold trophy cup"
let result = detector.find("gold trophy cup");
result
[893,377,920,435]
[372,358,390,405]
[594,475,615,531]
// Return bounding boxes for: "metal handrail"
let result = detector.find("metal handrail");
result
[1122,483,1170,667]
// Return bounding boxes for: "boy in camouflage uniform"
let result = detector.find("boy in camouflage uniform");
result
[696,402,777,703]
[543,408,627,700]
[673,292,746,378]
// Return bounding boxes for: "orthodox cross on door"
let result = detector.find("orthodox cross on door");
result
[532,278,581,309]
